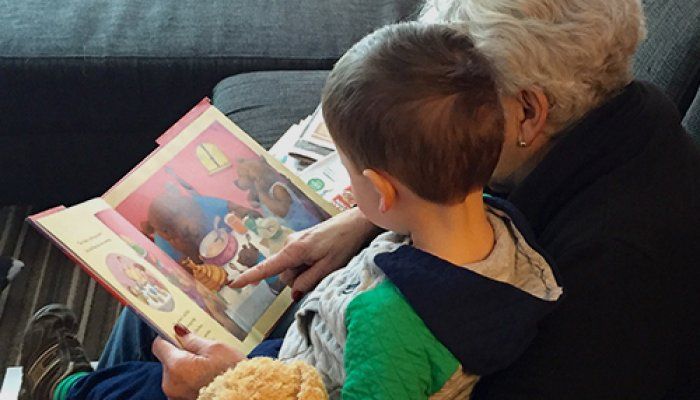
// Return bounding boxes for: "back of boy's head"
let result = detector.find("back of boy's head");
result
[322,22,504,204]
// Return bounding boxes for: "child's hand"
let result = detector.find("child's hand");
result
[152,324,246,400]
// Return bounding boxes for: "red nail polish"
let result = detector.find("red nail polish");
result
[292,290,303,302]
[174,323,190,337]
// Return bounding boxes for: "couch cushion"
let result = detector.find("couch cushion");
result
[634,0,700,115]
[212,71,329,150]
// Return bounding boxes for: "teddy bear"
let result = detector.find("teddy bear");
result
[197,357,328,400]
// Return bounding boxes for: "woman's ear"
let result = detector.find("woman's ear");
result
[362,169,396,213]
[516,86,549,145]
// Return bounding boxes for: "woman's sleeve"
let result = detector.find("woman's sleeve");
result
[342,281,459,400]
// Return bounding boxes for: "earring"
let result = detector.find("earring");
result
[517,133,528,148]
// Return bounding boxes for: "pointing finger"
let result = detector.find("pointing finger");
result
[230,242,306,288]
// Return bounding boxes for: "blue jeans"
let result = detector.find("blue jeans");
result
[67,308,164,400]
[67,306,293,399]
[96,307,160,369]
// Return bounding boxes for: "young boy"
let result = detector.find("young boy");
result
[18,22,561,400]
[274,21,563,398]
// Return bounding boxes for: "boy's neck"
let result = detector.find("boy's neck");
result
[407,191,494,266]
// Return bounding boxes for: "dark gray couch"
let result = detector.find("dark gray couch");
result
[1,0,697,207]
[213,0,700,152]
[0,0,421,206]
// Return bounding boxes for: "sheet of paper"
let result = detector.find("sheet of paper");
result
[299,153,355,211]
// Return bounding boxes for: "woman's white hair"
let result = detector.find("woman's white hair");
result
[421,0,646,134]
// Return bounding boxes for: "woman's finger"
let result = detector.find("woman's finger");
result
[230,239,307,288]
[279,265,306,286]
[291,255,334,293]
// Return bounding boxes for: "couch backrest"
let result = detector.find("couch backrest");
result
[633,0,700,140]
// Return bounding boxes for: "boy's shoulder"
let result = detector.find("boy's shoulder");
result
[368,196,563,375]
[345,280,459,367]
[343,280,462,399]
[346,279,412,322]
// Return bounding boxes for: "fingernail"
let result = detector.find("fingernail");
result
[292,290,303,302]
[174,323,190,337]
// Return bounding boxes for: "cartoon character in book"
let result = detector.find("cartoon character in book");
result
[234,241,285,295]
[151,258,208,309]
[120,234,196,292]
[234,157,323,232]
[127,286,149,304]
[241,216,294,255]
[236,242,261,269]
[141,185,259,264]
[122,262,174,312]
[118,233,212,309]
[180,258,231,293]
[256,218,294,255]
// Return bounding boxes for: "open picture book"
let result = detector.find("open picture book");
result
[28,99,340,355]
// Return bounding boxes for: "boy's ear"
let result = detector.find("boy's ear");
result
[362,169,396,213]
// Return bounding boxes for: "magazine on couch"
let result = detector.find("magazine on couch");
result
[269,105,356,211]
[28,99,338,354]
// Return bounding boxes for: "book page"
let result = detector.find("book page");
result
[101,102,338,345]
[297,105,335,151]
[269,106,335,170]
[33,198,257,351]
[299,153,355,211]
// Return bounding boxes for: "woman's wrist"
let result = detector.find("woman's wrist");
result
[346,206,382,236]
[343,207,383,250]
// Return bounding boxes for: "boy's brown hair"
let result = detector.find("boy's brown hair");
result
[322,22,504,204]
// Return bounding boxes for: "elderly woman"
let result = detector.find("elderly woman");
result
[19,0,699,399]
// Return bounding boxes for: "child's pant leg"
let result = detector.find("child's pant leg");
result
[97,307,159,369]
[68,362,166,400]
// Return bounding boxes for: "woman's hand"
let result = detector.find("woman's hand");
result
[229,207,380,296]
[152,325,246,400]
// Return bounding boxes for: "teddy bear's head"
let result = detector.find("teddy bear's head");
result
[198,357,327,400]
